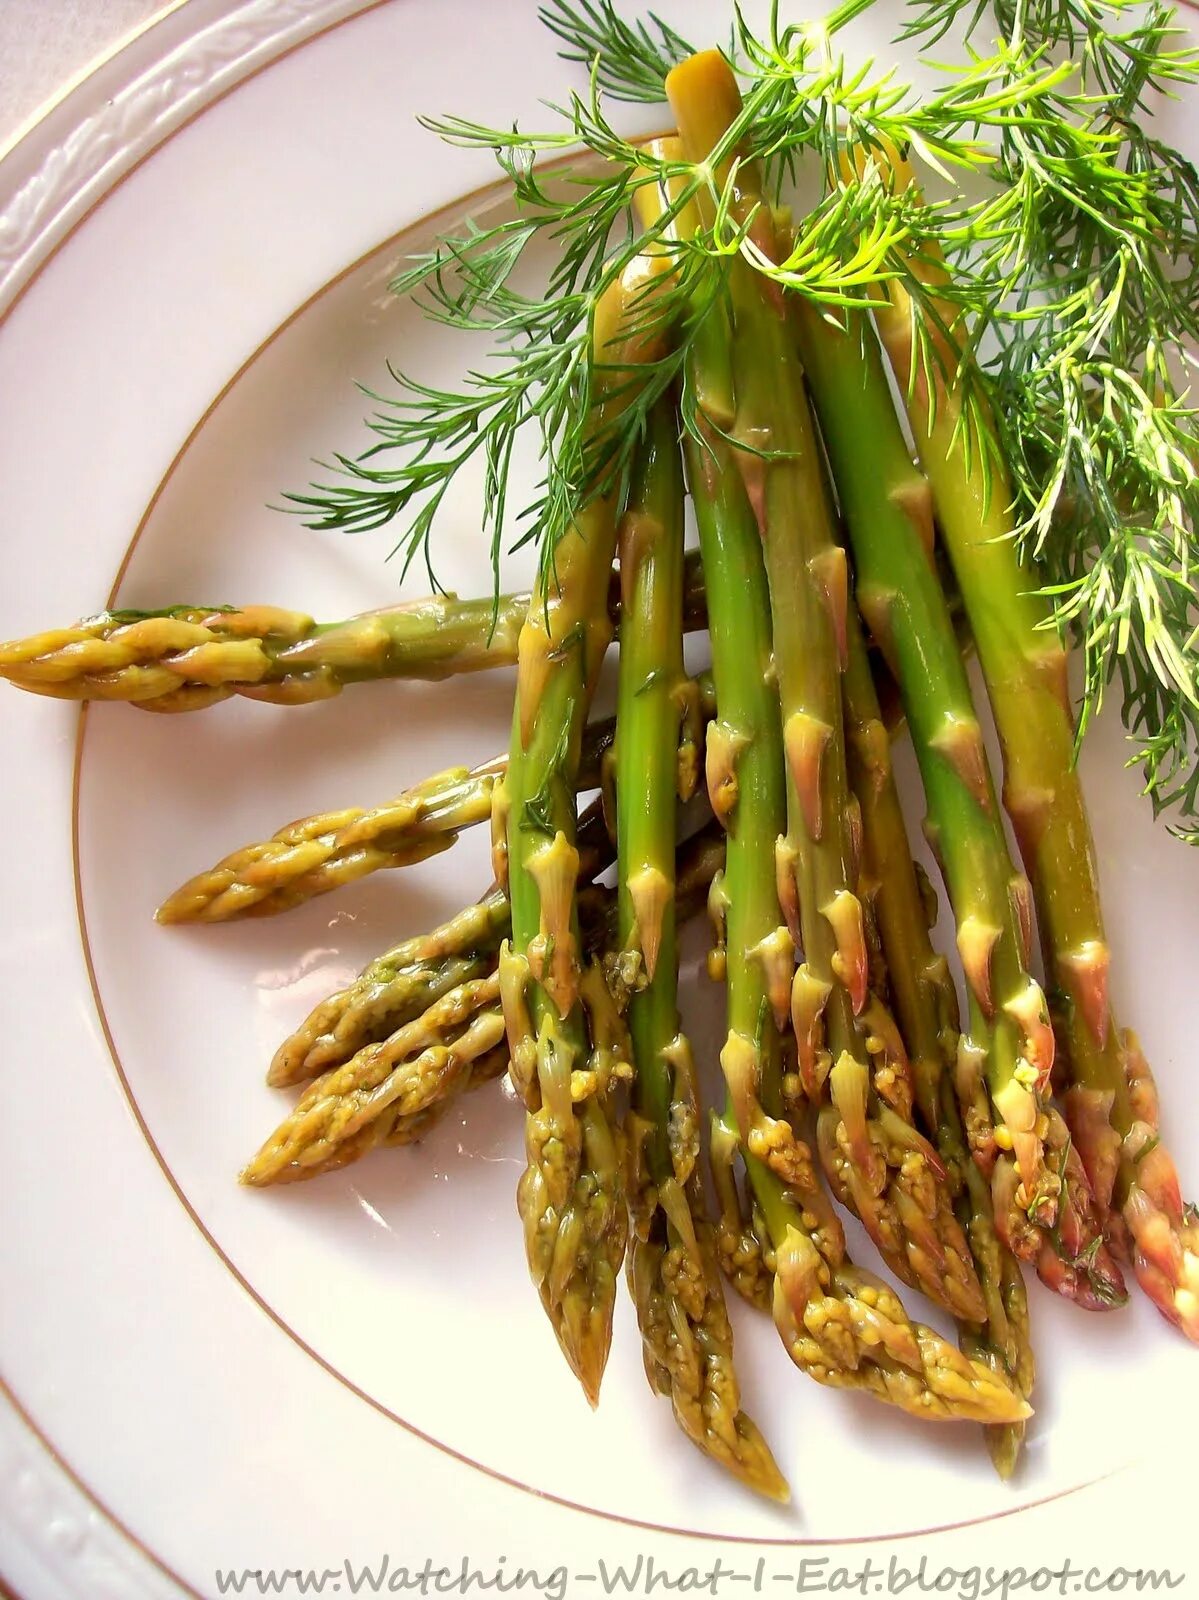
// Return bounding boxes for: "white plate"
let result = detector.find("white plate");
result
[2,2,1197,1595]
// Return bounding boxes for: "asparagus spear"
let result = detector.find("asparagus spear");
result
[866,149,1195,1336]
[268,894,510,1087]
[251,824,729,1187]
[0,599,527,711]
[645,135,1024,1426]
[613,396,786,1500]
[497,223,684,1404]
[754,1158,1029,1425]
[668,54,984,1324]
[157,679,713,926]
[242,976,508,1185]
[842,601,1034,1477]
[0,559,707,711]
[647,148,811,1281]
[268,814,724,1091]
[796,297,1125,1311]
[158,758,504,924]
[159,741,594,926]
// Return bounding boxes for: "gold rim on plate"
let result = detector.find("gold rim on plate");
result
[5,0,1178,1584]
[71,162,1118,1551]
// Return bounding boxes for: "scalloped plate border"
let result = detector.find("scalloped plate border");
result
[0,7,396,1593]
[0,0,388,320]
[2,3,1197,1594]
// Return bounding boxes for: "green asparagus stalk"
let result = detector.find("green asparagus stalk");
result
[242,976,508,1185]
[252,824,729,1186]
[644,135,1025,1427]
[497,229,682,1404]
[668,55,984,1325]
[157,678,713,926]
[0,559,707,712]
[158,758,504,924]
[269,894,511,1088]
[268,810,723,1092]
[795,296,1125,1311]
[642,147,811,1269]
[842,602,1034,1477]
[866,148,1195,1337]
[614,396,786,1501]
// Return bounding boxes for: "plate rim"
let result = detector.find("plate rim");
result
[0,0,389,322]
[0,0,191,166]
[68,162,1128,1553]
[1,0,1193,1588]
[0,5,391,1596]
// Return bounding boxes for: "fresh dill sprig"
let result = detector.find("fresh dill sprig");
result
[537,0,693,102]
[286,0,1199,830]
[283,52,930,598]
[903,0,1198,102]
[700,0,1199,832]
[283,94,668,595]
[912,0,1199,831]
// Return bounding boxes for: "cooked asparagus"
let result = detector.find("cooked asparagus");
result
[867,150,1194,1335]
[842,601,1035,1476]
[0,599,528,710]
[158,759,502,924]
[0,559,707,710]
[499,226,686,1403]
[614,396,787,1500]
[6,0,1198,1511]
[796,298,1125,1310]
[669,53,984,1324]
[648,125,1025,1423]
[756,1157,1030,1425]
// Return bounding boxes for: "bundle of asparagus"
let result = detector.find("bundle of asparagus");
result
[4,0,1196,1504]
